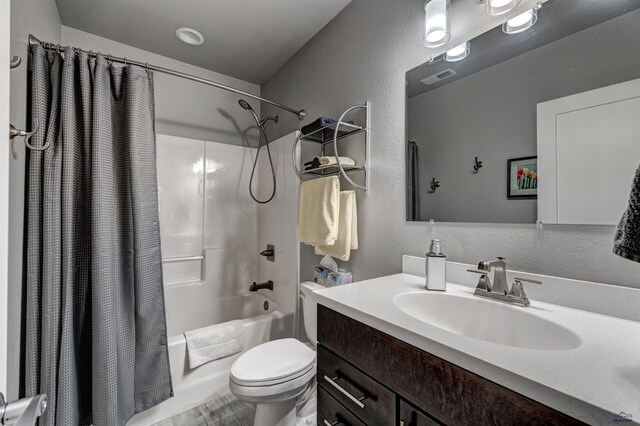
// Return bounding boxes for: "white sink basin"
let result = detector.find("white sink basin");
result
[393,291,581,351]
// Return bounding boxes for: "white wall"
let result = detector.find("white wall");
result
[262,0,640,289]
[9,0,62,400]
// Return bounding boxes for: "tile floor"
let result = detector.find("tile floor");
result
[153,393,255,426]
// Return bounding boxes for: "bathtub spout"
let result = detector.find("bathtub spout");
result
[250,280,274,292]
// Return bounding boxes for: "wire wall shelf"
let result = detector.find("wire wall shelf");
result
[293,102,370,193]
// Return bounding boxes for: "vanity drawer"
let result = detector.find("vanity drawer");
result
[317,345,395,426]
[399,399,442,426]
[318,304,585,426]
[318,384,366,426]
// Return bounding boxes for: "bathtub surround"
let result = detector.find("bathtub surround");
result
[262,0,640,289]
[128,132,300,424]
[25,46,172,424]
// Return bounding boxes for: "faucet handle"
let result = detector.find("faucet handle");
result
[508,277,542,306]
[513,277,542,285]
[467,269,492,292]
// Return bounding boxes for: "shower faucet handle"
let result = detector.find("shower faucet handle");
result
[259,244,275,262]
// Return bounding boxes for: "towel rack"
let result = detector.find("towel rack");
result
[292,102,370,193]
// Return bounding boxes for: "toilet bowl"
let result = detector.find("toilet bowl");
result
[229,281,324,426]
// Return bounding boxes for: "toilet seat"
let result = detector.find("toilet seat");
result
[230,338,316,387]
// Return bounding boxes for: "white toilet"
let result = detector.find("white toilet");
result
[229,281,324,426]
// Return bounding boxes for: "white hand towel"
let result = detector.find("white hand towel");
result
[298,176,340,246]
[315,190,358,261]
[184,320,244,369]
[318,156,356,167]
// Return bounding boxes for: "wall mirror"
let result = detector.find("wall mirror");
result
[406,0,640,224]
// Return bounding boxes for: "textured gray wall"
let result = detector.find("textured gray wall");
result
[408,11,640,223]
[262,0,640,289]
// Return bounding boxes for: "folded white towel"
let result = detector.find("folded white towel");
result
[318,156,356,167]
[315,190,358,261]
[184,320,244,369]
[298,176,340,246]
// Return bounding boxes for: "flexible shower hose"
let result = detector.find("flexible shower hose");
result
[248,124,277,204]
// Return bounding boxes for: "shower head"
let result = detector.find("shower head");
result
[238,99,253,111]
[239,99,278,128]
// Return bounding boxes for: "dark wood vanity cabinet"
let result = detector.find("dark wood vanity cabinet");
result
[316,305,585,426]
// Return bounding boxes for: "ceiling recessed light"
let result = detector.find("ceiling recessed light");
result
[175,28,204,46]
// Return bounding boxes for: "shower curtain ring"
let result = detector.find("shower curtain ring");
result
[146,62,150,71]
[124,57,127,66]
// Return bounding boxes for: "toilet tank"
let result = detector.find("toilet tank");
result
[300,281,325,347]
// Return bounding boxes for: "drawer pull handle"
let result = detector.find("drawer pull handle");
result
[323,375,366,409]
[324,419,340,426]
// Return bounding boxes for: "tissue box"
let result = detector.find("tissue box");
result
[314,266,353,287]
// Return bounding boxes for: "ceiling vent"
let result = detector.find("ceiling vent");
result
[420,69,457,86]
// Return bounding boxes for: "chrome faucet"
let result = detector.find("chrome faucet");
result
[467,257,541,307]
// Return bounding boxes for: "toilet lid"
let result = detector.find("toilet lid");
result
[230,338,316,386]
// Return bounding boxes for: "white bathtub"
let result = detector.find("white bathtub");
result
[128,292,295,425]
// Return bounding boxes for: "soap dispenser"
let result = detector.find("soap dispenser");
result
[425,239,446,291]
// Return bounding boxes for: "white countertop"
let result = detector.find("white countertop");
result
[314,273,640,425]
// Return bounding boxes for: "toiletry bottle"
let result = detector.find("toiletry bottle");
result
[425,239,446,291]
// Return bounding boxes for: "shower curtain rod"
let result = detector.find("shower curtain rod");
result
[28,34,306,120]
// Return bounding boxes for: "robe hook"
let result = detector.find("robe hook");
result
[473,156,484,172]
[9,118,47,151]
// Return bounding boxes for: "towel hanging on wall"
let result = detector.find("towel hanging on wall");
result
[314,190,358,261]
[298,176,340,246]
[613,161,640,262]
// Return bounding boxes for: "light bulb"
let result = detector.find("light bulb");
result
[503,8,538,34]
[444,41,470,62]
[486,0,520,16]
[424,0,451,48]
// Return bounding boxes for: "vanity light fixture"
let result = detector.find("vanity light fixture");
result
[444,41,470,62]
[424,0,451,48]
[485,0,521,16]
[502,4,540,34]
[175,27,205,46]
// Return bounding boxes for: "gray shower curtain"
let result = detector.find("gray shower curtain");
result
[24,45,173,425]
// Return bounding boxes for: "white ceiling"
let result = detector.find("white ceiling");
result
[55,0,352,84]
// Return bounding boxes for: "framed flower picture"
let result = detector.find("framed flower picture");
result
[507,156,538,199]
